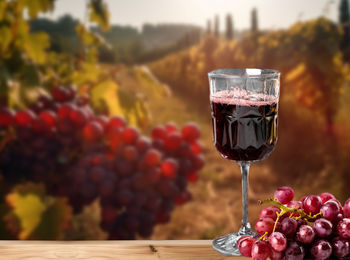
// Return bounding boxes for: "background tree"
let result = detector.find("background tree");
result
[225,14,234,40]
[339,0,350,62]
[214,15,219,37]
[251,8,258,33]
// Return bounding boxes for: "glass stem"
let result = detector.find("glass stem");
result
[239,162,251,233]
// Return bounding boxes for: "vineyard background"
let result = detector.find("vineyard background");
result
[0,0,350,240]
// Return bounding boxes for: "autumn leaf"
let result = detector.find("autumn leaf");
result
[89,0,110,31]
[5,183,72,240]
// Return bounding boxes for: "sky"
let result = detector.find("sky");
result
[44,0,340,31]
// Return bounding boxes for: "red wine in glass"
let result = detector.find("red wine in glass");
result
[208,68,280,256]
[211,91,278,162]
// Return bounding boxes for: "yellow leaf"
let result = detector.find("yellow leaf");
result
[91,80,123,115]
[19,0,54,19]
[89,0,110,31]
[23,32,50,64]
[6,193,46,239]
[5,183,73,240]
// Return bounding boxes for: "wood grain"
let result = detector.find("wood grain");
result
[0,240,246,260]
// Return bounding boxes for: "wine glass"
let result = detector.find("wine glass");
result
[208,68,280,256]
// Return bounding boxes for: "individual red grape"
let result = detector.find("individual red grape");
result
[296,224,315,244]
[274,186,294,204]
[237,235,250,248]
[15,110,36,126]
[310,240,332,260]
[284,242,305,260]
[337,218,350,239]
[319,192,336,204]
[82,122,103,141]
[190,141,202,155]
[313,218,332,238]
[320,200,340,221]
[303,195,322,215]
[268,232,287,252]
[187,172,199,183]
[69,106,88,126]
[135,136,151,153]
[51,86,69,102]
[144,148,162,167]
[238,236,256,258]
[93,115,108,130]
[161,158,178,179]
[107,116,125,129]
[121,127,139,144]
[57,103,74,120]
[181,123,200,142]
[122,145,138,162]
[39,110,57,129]
[343,198,350,218]
[279,217,298,238]
[164,123,177,133]
[259,206,281,221]
[328,198,343,214]
[251,240,270,260]
[191,154,204,170]
[164,133,181,150]
[332,236,350,258]
[0,108,15,126]
[151,125,166,140]
[255,217,275,235]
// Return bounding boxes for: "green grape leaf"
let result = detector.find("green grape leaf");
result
[5,183,73,240]
[19,0,55,19]
[89,0,110,31]
[23,32,50,64]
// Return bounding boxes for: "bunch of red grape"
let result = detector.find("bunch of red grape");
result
[239,187,350,260]
[0,85,204,239]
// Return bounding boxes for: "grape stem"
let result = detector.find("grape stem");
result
[258,198,322,222]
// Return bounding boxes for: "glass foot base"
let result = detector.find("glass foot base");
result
[212,229,257,256]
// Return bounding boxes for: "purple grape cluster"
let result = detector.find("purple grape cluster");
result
[238,187,350,260]
[0,85,204,239]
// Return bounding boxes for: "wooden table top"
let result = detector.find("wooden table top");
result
[0,240,246,260]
